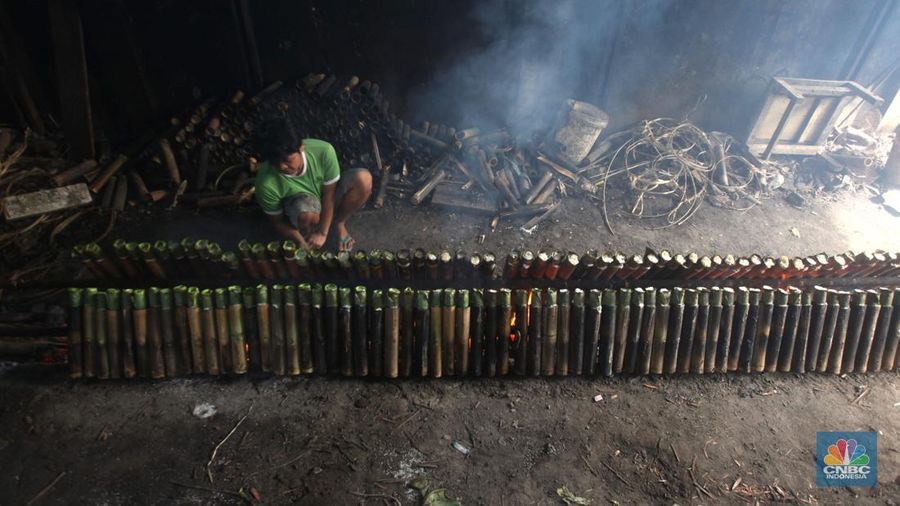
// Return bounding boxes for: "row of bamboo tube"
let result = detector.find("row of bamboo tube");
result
[66,284,899,379]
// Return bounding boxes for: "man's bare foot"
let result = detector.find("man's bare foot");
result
[335,222,355,252]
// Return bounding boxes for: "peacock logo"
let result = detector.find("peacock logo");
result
[823,439,869,466]
[817,432,876,487]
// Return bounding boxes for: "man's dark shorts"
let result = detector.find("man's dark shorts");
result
[283,168,369,229]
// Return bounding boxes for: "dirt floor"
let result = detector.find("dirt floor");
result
[1,190,899,505]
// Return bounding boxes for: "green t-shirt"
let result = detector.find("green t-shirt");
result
[254,138,340,214]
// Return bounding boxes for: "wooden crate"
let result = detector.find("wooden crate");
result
[746,77,882,158]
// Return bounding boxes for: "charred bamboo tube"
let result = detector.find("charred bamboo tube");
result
[624,288,646,374]
[569,289,586,376]
[105,289,122,379]
[242,288,259,372]
[415,290,431,377]
[442,289,457,376]
[868,288,895,372]
[703,288,723,374]
[85,243,121,279]
[840,290,868,373]
[612,288,632,374]
[714,288,734,373]
[68,288,83,378]
[252,243,275,280]
[270,285,286,376]
[112,239,141,280]
[558,253,579,281]
[429,290,442,378]
[338,288,352,376]
[385,288,401,378]
[133,289,152,378]
[858,290,886,373]
[664,288,686,375]
[187,288,205,373]
[763,289,789,373]
[750,287,775,373]
[689,288,709,374]
[90,153,128,194]
[370,250,386,280]
[238,240,260,278]
[789,292,813,373]
[401,288,415,377]
[121,289,137,378]
[370,289,385,377]
[737,289,761,373]
[397,250,413,280]
[255,285,272,373]
[139,242,167,280]
[519,251,534,278]
[323,284,338,374]
[555,289,570,376]
[527,289,543,376]
[816,291,841,372]
[173,286,191,375]
[880,289,900,371]
[94,292,110,379]
[227,286,247,374]
[306,284,321,374]
[504,251,521,279]
[584,290,603,376]
[545,251,562,280]
[147,288,165,379]
[282,241,300,278]
[775,289,801,372]
[803,287,828,372]
[513,289,529,375]
[73,245,104,280]
[591,289,613,377]
[484,289,498,377]
[676,289,699,374]
[267,242,288,279]
[531,252,549,279]
[542,289,558,376]
[200,289,220,375]
[638,288,657,375]
[411,170,446,205]
[159,288,178,377]
[284,285,301,376]
[827,292,853,374]
[650,289,671,374]
[352,286,368,377]
[213,288,231,373]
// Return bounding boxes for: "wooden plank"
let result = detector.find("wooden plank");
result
[430,182,498,214]
[48,0,94,160]
[2,183,93,220]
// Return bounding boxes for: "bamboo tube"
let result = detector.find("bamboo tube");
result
[68,288,83,379]
[664,288,685,375]
[401,288,415,377]
[306,284,322,374]
[714,288,734,373]
[85,243,121,279]
[456,290,471,377]
[841,290,867,373]
[703,288,722,374]
[849,290,878,373]
[541,289,558,376]
[750,287,775,373]
[774,289,801,372]
[612,288,632,374]
[736,289,760,373]
[690,288,709,374]
[121,289,137,378]
[804,287,828,372]
[638,288,657,375]
[789,292,812,373]
[255,285,271,372]
[677,289,699,374]
[147,288,165,379]
[596,289,615,377]
[880,289,900,371]
[106,289,122,379]
[139,242,167,280]
[827,291,853,374]
[353,286,368,377]
[650,289,670,375]
[868,288,895,372]
[370,289,385,377]
[213,288,231,373]
[187,288,205,373]
[252,243,275,280]
[623,287,646,373]
[172,286,191,375]
[385,288,401,378]
[200,289,220,375]
[555,289,569,376]
[323,284,338,374]
[284,285,301,376]
[159,288,178,377]
[513,289,528,375]
[339,288,353,376]
[112,239,141,280]
[584,290,602,376]
[763,289,789,373]
[483,289,498,377]
[227,286,247,374]
[568,289,586,375]
[816,291,841,372]
[241,288,259,372]
[270,285,286,375]
[528,289,543,376]
[237,240,259,278]
[442,289,457,376]
[94,292,110,379]
[267,242,288,278]
[415,290,431,377]
[429,290,442,378]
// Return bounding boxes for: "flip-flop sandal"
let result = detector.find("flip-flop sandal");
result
[338,234,355,253]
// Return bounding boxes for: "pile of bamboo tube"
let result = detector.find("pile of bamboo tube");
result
[66,284,899,379]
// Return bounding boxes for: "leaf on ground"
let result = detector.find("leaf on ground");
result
[410,479,462,506]
[557,485,591,505]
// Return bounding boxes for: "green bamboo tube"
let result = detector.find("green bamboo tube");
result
[703,288,722,374]
[324,284,338,373]
[484,289,497,377]
[106,289,122,379]
[570,289,586,376]
[68,288,83,379]
[124,242,147,279]
[650,289,671,375]
[200,289,221,375]
[637,288,657,375]
[221,251,240,278]
[304,284,320,374]
[469,290,483,376]
[82,288,97,377]
[429,290,443,378]
[815,290,840,372]
[85,242,121,279]
[282,241,300,278]
[94,291,110,379]
[664,288,685,375]
[827,291,852,374]
[513,289,528,376]
[624,288,645,374]
[611,288,631,374]
[339,287,353,376]
[147,288,166,379]
[715,288,735,374]
[159,288,178,377]
[842,289,871,373]
[555,289,569,376]
[750,286,775,373]
[228,286,247,374]
[336,251,353,279]
[498,289,512,376]
[252,243,275,280]
[455,290,471,377]
[112,239,141,280]
[267,241,288,278]
[370,249,385,280]
[73,244,104,279]
[242,288,260,371]
[677,289,699,374]
[187,287,205,373]
[401,288,415,377]
[270,285,286,375]
[167,240,187,277]
[256,285,271,372]
[415,290,431,377]
[528,288,543,376]
[726,287,749,372]
[385,288,401,378]
[132,289,148,377]
[868,288,895,372]
[442,289,456,376]
[172,286,192,375]
[284,285,300,375]
[154,240,177,278]
[690,288,709,374]
[181,237,199,274]
[139,242,167,280]
[542,289,558,376]
[763,289,789,373]
[370,289,385,377]
[121,289,137,378]
[213,288,231,373]
[353,286,368,377]
[353,250,371,279]
[238,240,261,278]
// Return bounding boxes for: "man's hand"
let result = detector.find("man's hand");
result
[307,232,327,250]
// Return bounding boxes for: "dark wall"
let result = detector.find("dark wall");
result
[2,0,898,144]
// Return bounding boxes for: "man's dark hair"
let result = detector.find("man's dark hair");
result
[252,116,305,163]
